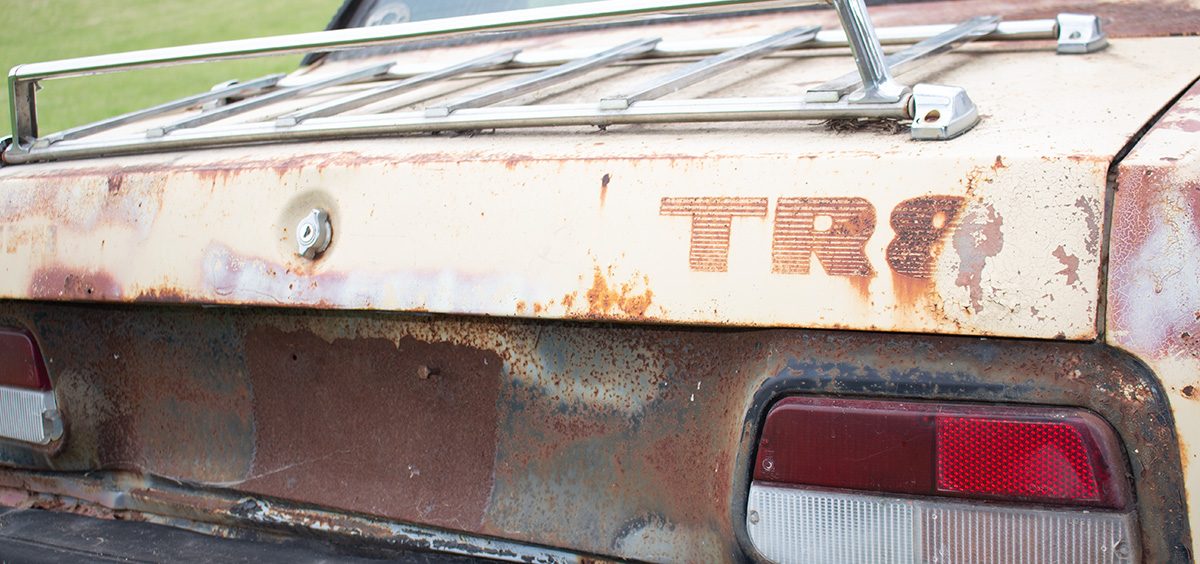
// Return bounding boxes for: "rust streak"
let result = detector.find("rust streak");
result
[600,173,611,207]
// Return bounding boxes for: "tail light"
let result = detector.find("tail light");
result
[746,397,1139,563]
[0,328,62,445]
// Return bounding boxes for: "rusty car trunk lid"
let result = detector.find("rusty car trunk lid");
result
[1,3,1199,340]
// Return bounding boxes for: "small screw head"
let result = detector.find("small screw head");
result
[748,510,760,524]
[296,208,332,259]
[761,458,775,472]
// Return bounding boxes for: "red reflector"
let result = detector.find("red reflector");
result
[936,417,1099,501]
[0,328,51,390]
[754,397,1130,509]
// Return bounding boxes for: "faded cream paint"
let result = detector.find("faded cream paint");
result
[2,34,1198,339]
[1108,79,1200,560]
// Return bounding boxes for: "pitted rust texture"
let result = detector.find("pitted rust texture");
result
[0,306,254,482]
[242,327,502,531]
[887,196,966,279]
[0,303,1187,562]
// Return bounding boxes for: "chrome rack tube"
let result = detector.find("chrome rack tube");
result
[148,62,396,137]
[378,19,1057,76]
[6,0,816,146]
[806,15,1000,103]
[277,49,521,127]
[4,96,909,164]
[33,73,285,147]
[426,38,661,117]
[600,25,819,110]
[829,0,906,103]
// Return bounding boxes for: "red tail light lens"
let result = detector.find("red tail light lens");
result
[0,328,51,390]
[936,416,1099,501]
[753,397,1130,508]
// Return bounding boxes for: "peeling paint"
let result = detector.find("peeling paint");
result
[953,204,1005,313]
[1053,245,1081,286]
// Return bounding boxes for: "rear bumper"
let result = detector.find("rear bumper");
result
[0,507,477,563]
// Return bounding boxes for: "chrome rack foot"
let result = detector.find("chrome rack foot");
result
[909,84,980,141]
[1057,13,1108,54]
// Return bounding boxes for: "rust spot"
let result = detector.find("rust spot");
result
[133,287,189,303]
[516,300,527,314]
[848,276,871,302]
[953,204,1005,313]
[992,155,1006,170]
[1182,385,1197,399]
[29,267,122,301]
[106,174,124,195]
[585,267,654,317]
[891,273,935,309]
[600,173,611,207]
[1053,245,1081,286]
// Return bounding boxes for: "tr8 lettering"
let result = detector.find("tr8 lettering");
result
[659,196,966,279]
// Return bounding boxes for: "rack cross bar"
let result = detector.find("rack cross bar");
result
[806,15,1000,103]
[600,25,820,110]
[426,37,661,118]
[277,49,522,127]
[147,61,395,137]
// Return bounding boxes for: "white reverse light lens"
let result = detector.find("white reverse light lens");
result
[0,385,62,445]
[747,483,1139,564]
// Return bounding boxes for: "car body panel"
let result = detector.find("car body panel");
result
[0,302,1189,561]
[2,29,1199,339]
[1108,77,1200,562]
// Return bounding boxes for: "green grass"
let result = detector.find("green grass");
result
[1,0,342,137]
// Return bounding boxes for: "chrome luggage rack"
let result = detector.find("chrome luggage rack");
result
[1,0,1107,165]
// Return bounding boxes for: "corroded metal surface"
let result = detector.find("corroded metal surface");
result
[0,303,1187,561]
[3,35,1199,338]
[1108,78,1200,561]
